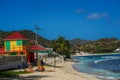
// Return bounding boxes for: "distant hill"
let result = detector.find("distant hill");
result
[0,30,51,47]
[69,37,120,53]
[69,38,91,47]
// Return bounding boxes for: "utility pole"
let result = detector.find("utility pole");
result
[35,24,41,65]
[35,24,41,45]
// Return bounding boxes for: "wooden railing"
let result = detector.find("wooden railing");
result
[0,56,26,65]
[0,56,27,70]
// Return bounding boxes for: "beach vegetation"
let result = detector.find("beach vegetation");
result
[52,36,71,58]
[0,70,30,77]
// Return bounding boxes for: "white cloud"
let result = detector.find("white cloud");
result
[75,8,84,13]
[87,12,109,20]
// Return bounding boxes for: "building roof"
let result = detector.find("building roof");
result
[30,45,46,51]
[4,32,28,40]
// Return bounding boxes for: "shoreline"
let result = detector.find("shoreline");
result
[63,61,100,80]
[19,59,100,80]
[72,53,120,57]
[71,53,120,80]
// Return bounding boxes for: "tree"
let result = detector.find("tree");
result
[52,36,70,58]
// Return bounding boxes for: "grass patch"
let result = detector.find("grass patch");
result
[0,70,31,77]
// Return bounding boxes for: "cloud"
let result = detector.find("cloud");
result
[87,12,109,20]
[75,8,84,13]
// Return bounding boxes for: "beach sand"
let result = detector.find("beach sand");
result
[19,59,100,80]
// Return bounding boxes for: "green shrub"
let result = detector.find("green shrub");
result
[0,71,30,77]
[65,53,71,59]
[0,71,19,77]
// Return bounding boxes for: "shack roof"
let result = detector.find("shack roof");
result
[4,32,28,40]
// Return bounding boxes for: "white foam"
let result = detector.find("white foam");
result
[94,57,120,64]
[94,59,110,64]
[102,56,120,59]
[97,76,115,80]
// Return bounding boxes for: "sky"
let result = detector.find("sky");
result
[0,0,120,40]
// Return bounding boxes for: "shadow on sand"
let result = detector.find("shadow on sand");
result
[45,63,64,68]
[0,75,51,80]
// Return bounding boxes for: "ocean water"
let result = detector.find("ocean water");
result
[72,53,120,80]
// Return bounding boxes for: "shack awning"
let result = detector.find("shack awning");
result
[30,46,46,51]
[30,45,46,52]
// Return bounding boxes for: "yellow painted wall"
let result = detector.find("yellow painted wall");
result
[11,41,16,46]
[11,41,16,51]
[11,41,23,51]
[4,40,24,51]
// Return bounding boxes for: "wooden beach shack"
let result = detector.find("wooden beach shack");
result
[0,32,51,70]
[3,32,48,63]
[4,32,29,56]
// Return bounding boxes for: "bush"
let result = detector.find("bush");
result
[0,71,19,77]
[0,71,30,77]
[65,53,71,59]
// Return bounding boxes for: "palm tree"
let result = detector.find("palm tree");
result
[52,36,70,58]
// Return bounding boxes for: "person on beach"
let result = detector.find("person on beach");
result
[28,63,34,72]
[40,58,44,66]
[54,57,56,68]
[40,58,45,71]
[36,58,45,72]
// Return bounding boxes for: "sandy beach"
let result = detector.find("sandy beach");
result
[18,58,100,80]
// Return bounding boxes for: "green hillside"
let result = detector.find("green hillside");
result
[69,38,120,53]
[0,30,51,47]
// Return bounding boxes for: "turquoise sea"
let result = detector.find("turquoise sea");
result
[72,53,120,80]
